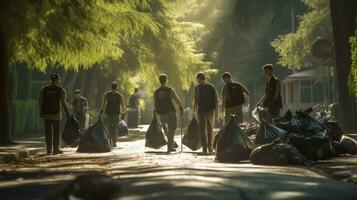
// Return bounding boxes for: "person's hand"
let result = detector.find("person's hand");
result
[179,106,184,115]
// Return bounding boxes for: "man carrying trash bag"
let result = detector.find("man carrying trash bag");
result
[99,82,125,147]
[193,72,218,154]
[257,64,282,123]
[221,72,250,124]
[72,89,88,130]
[39,73,71,155]
[153,74,184,153]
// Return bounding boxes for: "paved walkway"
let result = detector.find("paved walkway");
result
[0,131,356,200]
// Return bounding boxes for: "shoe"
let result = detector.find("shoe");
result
[46,151,52,155]
[113,143,117,147]
[53,150,63,155]
[202,148,208,154]
[167,147,176,152]
[208,147,214,153]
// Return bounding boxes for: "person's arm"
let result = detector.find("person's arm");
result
[214,86,219,117]
[241,83,250,97]
[100,93,107,115]
[171,89,183,114]
[153,91,157,114]
[193,86,198,114]
[84,98,88,112]
[273,80,281,102]
[221,86,227,116]
[60,89,70,117]
[39,89,44,117]
[120,95,126,115]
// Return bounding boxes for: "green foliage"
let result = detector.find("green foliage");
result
[11,100,43,136]
[350,31,357,98]
[1,0,160,70]
[271,0,331,69]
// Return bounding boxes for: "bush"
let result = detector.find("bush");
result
[11,99,43,136]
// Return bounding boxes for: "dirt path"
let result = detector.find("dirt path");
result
[1,133,357,200]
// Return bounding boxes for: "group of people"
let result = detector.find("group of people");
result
[38,63,282,155]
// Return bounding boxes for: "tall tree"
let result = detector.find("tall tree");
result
[330,0,357,131]
[0,0,160,144]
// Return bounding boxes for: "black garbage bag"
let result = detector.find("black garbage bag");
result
[77,120,111,153]
[315,112,343,141]
[249,142,309,166]
[62,115,81,146]
[215,115,255,163]
[182,117,201,151]
[255,121,287,145]
[335,136,357,155]
[145,115,167,149]
[292,108,325,133]
[51,173,121,200]
[118,120,129,137]
[288,131,330,160]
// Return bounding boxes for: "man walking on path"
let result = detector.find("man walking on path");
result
[258,64,282,123]
[221,72,250,124]
[72,90,88,130]
[100,82,125,147]
[153,74,184,153]
[39,73,70,155]
[129,88,140,108]
[193,72,218,154]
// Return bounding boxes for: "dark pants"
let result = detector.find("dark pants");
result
[198,111,214,151]
[266,107,281,123]
[44,119,60,153]
[158,112,177,150]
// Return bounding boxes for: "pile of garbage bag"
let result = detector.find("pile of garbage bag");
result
[62,115,81,146]
[215,115,255,163]
[275,108,331,161]
[118,120,129,137]
[182,116,201,151]
[145,115,167,149]
[249,141,309,166]
[255,120,287,146]
[77,120,112,153]
[315,112,343,142]
[333,136,357,155]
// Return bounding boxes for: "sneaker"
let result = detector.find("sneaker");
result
[46,151,52,155]
[208,147,214,153]
[53,150,63,155]
[167,147,176,152]
[202,148,208,154]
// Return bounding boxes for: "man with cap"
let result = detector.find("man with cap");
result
[100,82,125,147]
[153,74,184,153]
[257,64,282,123]
[39,73,70,155]
[72,90,88,130]
[193,72,218,154]
[221,72,250,124]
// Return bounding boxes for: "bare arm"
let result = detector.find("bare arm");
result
[172,89,183,109]
[60,89,70,116]
[241,84,250,97]
[193,86,198,113]
[214,86,219,116]
[100,94,107,114]
[120,95,125,114]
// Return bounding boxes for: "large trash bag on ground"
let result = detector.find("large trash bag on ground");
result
[118,120,129,137]
[51,173,121,200]
[182,116,201,151]
[243,123,259,136]
[333,136,357,155]
[215,115,255,163]
[315,112,343,141]
[288,131,330,160]
[249,142,309,166]
[62,115,81,146]
[255,121,287,145]
[145,115,167,149]
[77,120,111,153]
[292,108,325,133]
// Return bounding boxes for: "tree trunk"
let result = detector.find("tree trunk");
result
[329,0,357,132]
[0,31,13,144]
